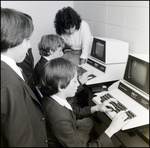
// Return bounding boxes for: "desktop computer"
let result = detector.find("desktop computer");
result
[92,53,149,131]
[78,37,129,85]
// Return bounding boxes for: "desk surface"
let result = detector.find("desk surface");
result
[87,82,149,147]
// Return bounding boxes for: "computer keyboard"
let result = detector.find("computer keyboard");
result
[77,66,87,77]
[77,66,96,80]
[100,93,136,120]
[92,88,149,131]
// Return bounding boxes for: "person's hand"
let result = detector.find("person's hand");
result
[91,98,117,113]
[99,98,118,112]
[78,71,93,84]
[105,111,130,138]
[79,58,87,65]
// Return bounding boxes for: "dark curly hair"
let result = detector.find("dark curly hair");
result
[54,6,82,35]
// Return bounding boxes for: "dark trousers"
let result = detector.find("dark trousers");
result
[77,117,94,143]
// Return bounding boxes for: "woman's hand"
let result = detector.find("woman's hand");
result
[79,58,87,65]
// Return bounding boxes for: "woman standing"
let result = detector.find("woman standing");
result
[54,6,93,65]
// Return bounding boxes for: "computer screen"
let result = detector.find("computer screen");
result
[95,41,105,59]
[91,38,105,63]
[124,55,149,95]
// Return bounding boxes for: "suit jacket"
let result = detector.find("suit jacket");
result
[16,48,35,89]
[17,48,34,82]
[34,56,48,85]
[1,61,48,147]
[42,96,114,147]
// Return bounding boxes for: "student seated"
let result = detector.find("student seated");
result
[34,34,65,85]
[39,57,130,147]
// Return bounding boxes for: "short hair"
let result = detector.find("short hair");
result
[38,34,65,56]
[54,6,82,35]
[1,8,34,52]
[40,58,77,96]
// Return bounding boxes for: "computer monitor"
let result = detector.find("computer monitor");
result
[79,37,129,85]
[90,37,129,64]
[124,54,149,95]
[91,38,105,62]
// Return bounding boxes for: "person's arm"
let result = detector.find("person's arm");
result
[50,109,114,147]
[90,98,117,113]
[104,111,129,138]
[90,99,130,138]
[1,81,37,146]
[80,58,87,65]
[73,98,117,118]
[80,21,93,65]
[63,43,72,53]
[78,71,92,85]
[88,111,129,147]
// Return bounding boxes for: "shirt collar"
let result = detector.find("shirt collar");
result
[42,56,50,61]
[1,54,25,81]
[51,94,73,111]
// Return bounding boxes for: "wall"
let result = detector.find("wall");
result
[74,1,149,55]
[1,1,74,65]
[1,1,149,64]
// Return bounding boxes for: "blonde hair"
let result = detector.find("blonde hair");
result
[38,34,65,56]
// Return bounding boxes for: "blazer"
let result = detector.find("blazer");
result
[17,48,34,82]
[17,48,35,90]
[34,56,48,85]
[1,61,48,147]
[42,96,114,147]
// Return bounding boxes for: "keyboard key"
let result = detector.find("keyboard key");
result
[100,93,136,119]
[77,67,87,76]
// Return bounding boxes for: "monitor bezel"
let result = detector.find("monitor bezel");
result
[90,38,106,63]
[124,55,149,95]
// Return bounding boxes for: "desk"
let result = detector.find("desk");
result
[87,82,149,147]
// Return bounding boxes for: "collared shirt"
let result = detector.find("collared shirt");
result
[51,94,73,111]
[1,54,25,81]
[42,56,49,61]
[61,20,93,60]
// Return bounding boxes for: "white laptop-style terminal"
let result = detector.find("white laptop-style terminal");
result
[78,37,129,85]
[92,53,149,131]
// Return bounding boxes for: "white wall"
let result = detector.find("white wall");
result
[1,1,149,65]
[74,1,149,55]
[1,1,74,65]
